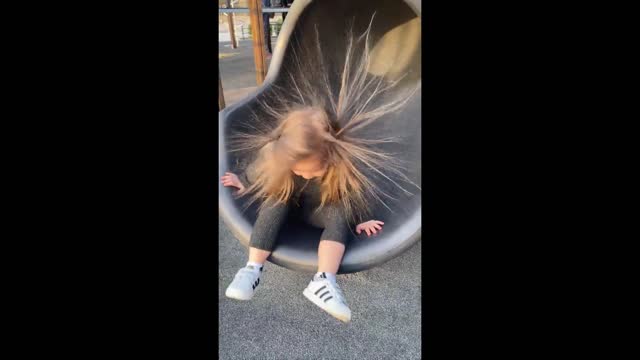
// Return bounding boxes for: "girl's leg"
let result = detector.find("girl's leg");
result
[248,247,271,264]
[248,200,290,259]
[304,207,351,322]
[226,200,289,300]
[303,205,352,322]
[317,240,346,274]
[312,204,350,275]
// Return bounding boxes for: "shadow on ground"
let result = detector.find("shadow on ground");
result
[219,217,422,360]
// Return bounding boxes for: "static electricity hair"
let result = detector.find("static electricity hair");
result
[229,14,421,224]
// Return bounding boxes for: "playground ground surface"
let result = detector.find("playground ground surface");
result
[218,216,422,359]
[218,38,271,107]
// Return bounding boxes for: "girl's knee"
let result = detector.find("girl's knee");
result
[319,239,346,247]
[257,200,289,219]
[320,221,350,245]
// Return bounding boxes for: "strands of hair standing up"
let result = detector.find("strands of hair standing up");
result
[228,13,421,224]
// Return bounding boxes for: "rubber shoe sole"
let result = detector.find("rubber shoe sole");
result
[303,288,351,323]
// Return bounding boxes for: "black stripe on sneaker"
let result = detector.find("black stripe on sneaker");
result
[319,291,330,299]
[324,296,333,302]
[314,286,326,295]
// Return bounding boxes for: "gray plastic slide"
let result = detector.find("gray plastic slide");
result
[219,0,421,274]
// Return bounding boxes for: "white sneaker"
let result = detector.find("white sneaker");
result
[225,266,262,301]
[303,278,352,322]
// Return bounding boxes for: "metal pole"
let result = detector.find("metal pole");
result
[247,0,267,85]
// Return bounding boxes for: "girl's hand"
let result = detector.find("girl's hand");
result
[356,220,384,237]
[221,172,245,191]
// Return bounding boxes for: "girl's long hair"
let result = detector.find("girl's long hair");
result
[229,14,421,224]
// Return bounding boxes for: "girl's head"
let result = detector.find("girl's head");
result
[273,107,331,180]
[240,106,370,222]
[246,107,338,192]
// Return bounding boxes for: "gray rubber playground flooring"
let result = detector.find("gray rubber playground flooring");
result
[219,39,262,91]
[218,217,422,359]
[219,38,277,106]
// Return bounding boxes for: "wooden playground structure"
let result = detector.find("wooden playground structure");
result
[218,0,290,110]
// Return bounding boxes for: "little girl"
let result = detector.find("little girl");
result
[220,17,419,323]
[221,107,385,323]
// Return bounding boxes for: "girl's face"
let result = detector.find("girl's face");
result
[291,155,327,179]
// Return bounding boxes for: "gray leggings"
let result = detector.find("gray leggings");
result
[249,198,350,251]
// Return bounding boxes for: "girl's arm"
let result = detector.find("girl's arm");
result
[356,220,385,236]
